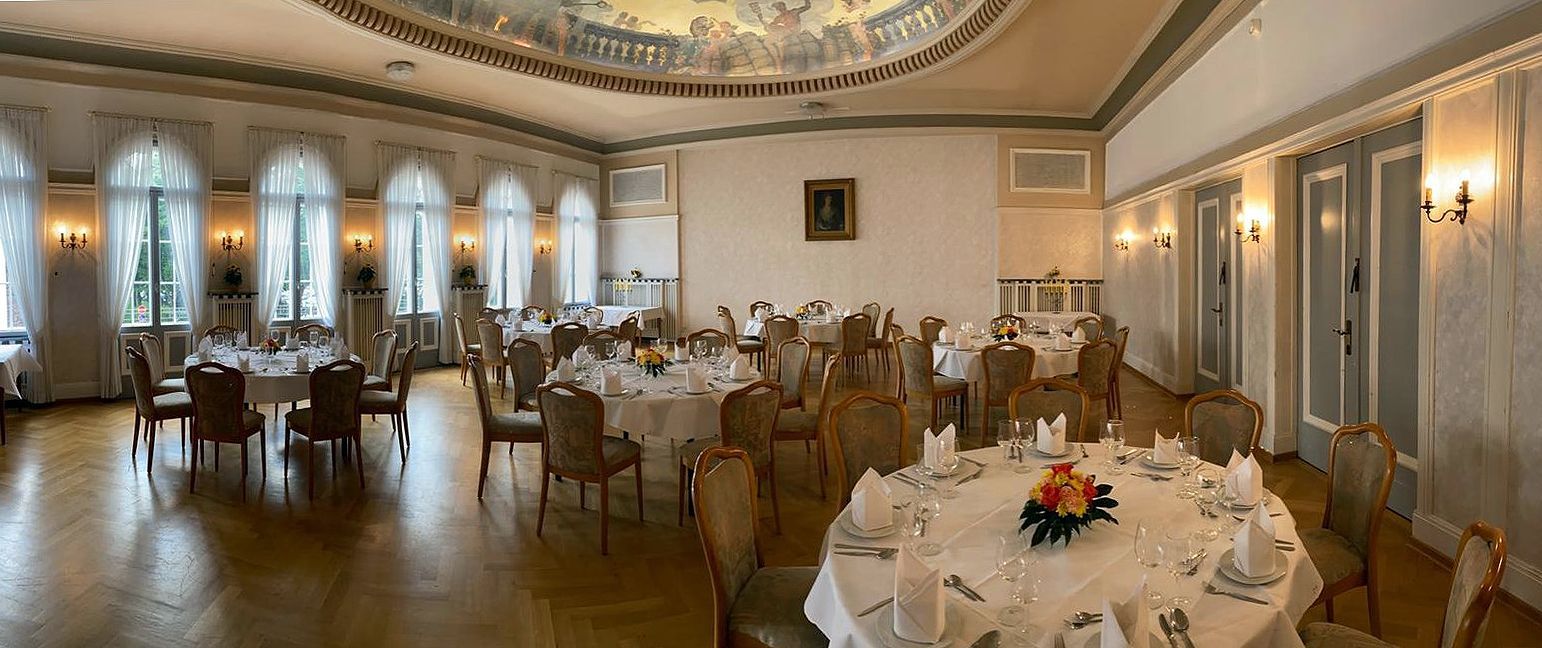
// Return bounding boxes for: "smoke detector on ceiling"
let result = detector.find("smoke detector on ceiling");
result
[385,61,416,81]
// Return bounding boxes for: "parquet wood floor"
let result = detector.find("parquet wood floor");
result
[0,364,1536,646]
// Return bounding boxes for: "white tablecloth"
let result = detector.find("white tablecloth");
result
[932,335,1080,382]
[545,363,762,442]
[743,318,844,344]
[596,305,663,328]
[503,323,554,354]
[806,446,1323,647]
[185,350,362,404]
[0,345,42,399]
[1015,310,1098,332]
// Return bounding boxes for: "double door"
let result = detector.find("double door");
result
[1195,178,1244,393]
[1296,119,1421,516]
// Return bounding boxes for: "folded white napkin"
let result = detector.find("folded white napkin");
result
[237,355,251,372]
[1072,327,1088,344]
[336,342,348,360]
[511,319,524,331]
[198,337,212,353]
[686,365,708,393]
[618,341,633,359]
[556,358,576,381]
[574,347,591,365]
[723,344,740,364]
[921,424,956,471]
[1054,334,1072,351]
[673,344,690,362]
[284,335,300,350]
[1224,451,1264,506]
[1100,580,1151,648]
[893,545,945,643]
[600,366,622,395]
[754,307,769,321]
[236,332,248,348]
[1152,431,1179,464]
[850,468,893,531]
[1234,508,1278,578]
[495,314,507,326]
[294,352,309,373]
[937,327,952,344]
[729,355,751,380]
[1036,414,1067,455]
[954,332,973,350]
[198,349,211,363]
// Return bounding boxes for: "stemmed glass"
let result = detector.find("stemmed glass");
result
[1013,419,1036,474]
[1175,437,1200,499]
[1194,488,1221,542]
[912,484,943,557]
[935,443,961,500]
[1134,520,1167,609]
[1160,529,1197,611]
[996,420,1016,462]
[995,533,1030,626]
[1100,420,1126,475]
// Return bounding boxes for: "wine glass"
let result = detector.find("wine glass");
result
[995,533,1030,626]
[1100,420,1126,475]
[935,442,961,500]
[308,330,319,348]
[1194,488,1221,542]
[1175,436,1200,499]
[913,485,943,557]
[1134,520,1167,609]
[1013,419,1036,474]
[213,333,227,350]
[996,420,1016,462]
[1161,529,1196,611]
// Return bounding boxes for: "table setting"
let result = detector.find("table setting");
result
[931,322,1087,382]
[183,331,358,404]
[742,302,855,345]
[805,418,1323,648]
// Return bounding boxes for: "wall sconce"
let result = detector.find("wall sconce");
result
[56,225,87,250]
[458,236,476,253]
[1235,213,1261,243]
[1422,171,1473,225]
[352,234,374,252]
[1152,228,1173,250]
[219,230,245,251]
[1112,232,1130,251]
[536,238,554,255]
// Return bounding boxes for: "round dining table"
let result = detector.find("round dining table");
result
[503,322,555,354]
[743,317,844,345]
[805,445,1323,647]
[931,333,1081,383]
[545,361,763,442]
[184,348,362,404]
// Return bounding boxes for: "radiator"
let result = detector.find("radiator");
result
[210,293,256,337]
[344,289,388,352]
[996,279,1103,314]
[599,277,680,340]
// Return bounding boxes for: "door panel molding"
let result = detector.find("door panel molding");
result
[1367,141,1421,425]
[1300,163,1350,431]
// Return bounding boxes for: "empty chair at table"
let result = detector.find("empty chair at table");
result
[363,330,398,392]
[468,355,544,500]
[685,328,731,358]
[827,390,909,506]
[1303,423,1398,637]
[551,322,588,363]
[774,337,810,412]
[747,300,773,321]
[762,315,800,368]
[774,353,842,500]
[676,380,784,532]
[1068,314,1104,340]
[717,306,765,370]
[1008,378,1089,443]
[202,324,240,342]
[616,314,640,347]
[137,333,186,395]
[124,345,193,473]
[360,342,420,464]
[1072,338,1118,419]
[518,305,546,321]
[454,313,481,386]
[581,330,627,362]
[291,323,333,344]
[990,313,1027,331]
[860,302,880,336]
[979,341,1036,442]
[477,318,510,397]
[865,307,895,374]
[283,359,366,500]
[479,307,513,321]
[1109,325,1130,417]
[692,446,826,648]
[895,334,967,434]
[186,362,267,501]
[506,338,547,412]
[535,381,644,555]
[1184,389,1263,465]
[837,312,871,381]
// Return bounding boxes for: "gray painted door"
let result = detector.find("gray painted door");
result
[1296,119,1420,517]
[1194,178,1244,393]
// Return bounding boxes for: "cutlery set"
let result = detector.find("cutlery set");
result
[1159,608,1196,648]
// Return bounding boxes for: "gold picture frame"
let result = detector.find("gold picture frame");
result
[804,178,856,241]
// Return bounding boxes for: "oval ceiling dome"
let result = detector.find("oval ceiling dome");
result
[308,0,1016,97]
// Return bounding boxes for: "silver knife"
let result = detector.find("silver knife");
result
[857,596,893,617]
[957,471,984,486]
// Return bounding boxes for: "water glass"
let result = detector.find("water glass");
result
[913,485,943,557]
[1161,530,1197,611]
[1134,520,1167,608]
[1100,420,1126,475]
[213,333,227,349]
[997,420,1016,461]
[309,331,319,347]
[1175,436,1200,499]
[1013,419,1036,473]
[995,534,1030,626]
[1194,488,1221,542]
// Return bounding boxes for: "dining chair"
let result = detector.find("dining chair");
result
[1301,520,1506,648]
[616,314,640,347]
[677,380,784,532]
[1109,325,1130,416]
[827,390,909,507]
[185,362,266,501]
[363,329,398,392]
[775,337,810,411]
[1184,389,1264,465]
[1008,378,1090,443]
[202,324,240,341]
[518,305,546,321]
[1073,338,1118,419]
[861,302,880,336]
[686,328,731,357]
[505,338,547,412]
[838,313,872,381]
[454,313,481,386]
[895,334,967,435]
[1304,422,1398,637]
[535,381,644,555]
[136,333,186,395]
[360,342,419,463]
[581,330,627,361]
[803,299,833,314]
[1069,314,1104,340]
[125,346,192,473]
[551,322,588,363]
[717,306,765,370]
[774,353,841,500]
[476,318,509,398]
[692,446,826,648]
[918,316,947,344]
[283,359,366,500]
[762,315,800,368]
[990,313,1027,330]
[479,306,513,321]
[865,307,895,374]
[979,341,1036,442]
[468,355,544,500]
[291,323,333,342]
[747,300,773,320]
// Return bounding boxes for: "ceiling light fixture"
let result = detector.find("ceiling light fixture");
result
[385,61,416,82]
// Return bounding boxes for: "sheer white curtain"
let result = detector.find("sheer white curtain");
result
[0,106,50,402]
[157,120,211,335]
[554,172,599,306]
[249,129,299,337]
[94,115,159,397]
[377,144,419,327]
[303,133,345,328]
[418,149,455,364]
[477,157,536,308]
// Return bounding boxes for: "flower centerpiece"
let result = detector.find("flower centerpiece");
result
[223,264,243,289]
[537,311,556,325]
[635,347,667,378]
[1019,463,1119,547]
[794,305,809,319]
[259,337,281,356]
[993,323,1020,341]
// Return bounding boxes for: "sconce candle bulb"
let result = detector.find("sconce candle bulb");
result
[1422,169,1473,225]
[57,225,87,250]
[1152,228,1172,250]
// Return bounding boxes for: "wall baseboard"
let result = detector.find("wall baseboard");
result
[1120,360,1192,401]
[1415,511,1542,613]
[52,382,101,400]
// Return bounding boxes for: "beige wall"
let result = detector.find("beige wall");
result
[996,132,1104,210]
[996,207,1102,279]
[599,150,679,220]
[1100,192,1191,393]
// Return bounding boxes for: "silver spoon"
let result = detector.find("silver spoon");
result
[944,575,985,602]
[1172,608,1196,648]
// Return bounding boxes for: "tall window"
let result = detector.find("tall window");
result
[273,182,320,323]
[397,206,438,316]
[0,255,22,332]
[121,148,187,327]
[0,127,31,333]
[486,209,516,308]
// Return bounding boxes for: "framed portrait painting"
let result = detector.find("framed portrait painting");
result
[804,178,855,241]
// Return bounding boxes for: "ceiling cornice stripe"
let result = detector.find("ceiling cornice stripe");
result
[601,114,1092,154]
[1088,0,1222,125]
[307,0,1017,98]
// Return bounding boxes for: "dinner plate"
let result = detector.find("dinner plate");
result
[875,601,963,648]
[1082,631,1164,648]
[839,508,897,539]
[1140,453,1182,470]
[1217,547,1288,585]
[1227,490,1274,511]
[725,375,755,383]
[600,388,631,398]
[1030,445,1074,458]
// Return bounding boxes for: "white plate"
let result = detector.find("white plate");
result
[875,601,963,648]
[1227,490,1274,511]
[1083,631,1164,648]
[1217,547,1288,585]
[600,388,631,398]
[725,375,755,383]
[839,508,897,539]
[1140,453,1182,470]
[1030,445,1074,458]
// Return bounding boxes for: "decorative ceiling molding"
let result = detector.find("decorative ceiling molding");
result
[307,0,1018,98]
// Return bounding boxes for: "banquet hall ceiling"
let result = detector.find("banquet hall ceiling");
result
[0,0,1226,153]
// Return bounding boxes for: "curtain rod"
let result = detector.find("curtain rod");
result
[475,154,540,170]
[89,111,212,127]
[249,126,345,141]
[553,169,599,182]
[374,140,455,156]
[0,104,48,113]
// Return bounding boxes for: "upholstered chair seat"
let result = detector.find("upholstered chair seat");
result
[678,436,722,467]
[773,410,818,436]
[933,375,968,393]
[728,567,827,647]
[358,390,395,408]
[466,342,482,355]
[519,392,541,411]
[361,375,389,390]
[1301,527,1367,585]
[154,377,188,395]
[600,436,644,465]
[1299,623,1391,648]
[152,392,195,418]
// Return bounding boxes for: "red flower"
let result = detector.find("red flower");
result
[1038,482,1061,508]
[1082,481,1098,499]
[1050,463,1074,476]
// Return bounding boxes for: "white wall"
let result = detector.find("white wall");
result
[996,208,1103,279]
[678,134,998,332]
[1106,0,1533,198]
[1101,193,1190,392]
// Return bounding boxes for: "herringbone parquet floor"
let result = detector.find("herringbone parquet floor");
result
[0,364,1536,647]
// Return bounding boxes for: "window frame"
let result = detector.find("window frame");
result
[121,186,188,328]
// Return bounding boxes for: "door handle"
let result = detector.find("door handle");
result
[1330,319,1353,356]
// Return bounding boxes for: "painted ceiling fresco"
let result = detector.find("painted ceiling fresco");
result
[385,0,975,77]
